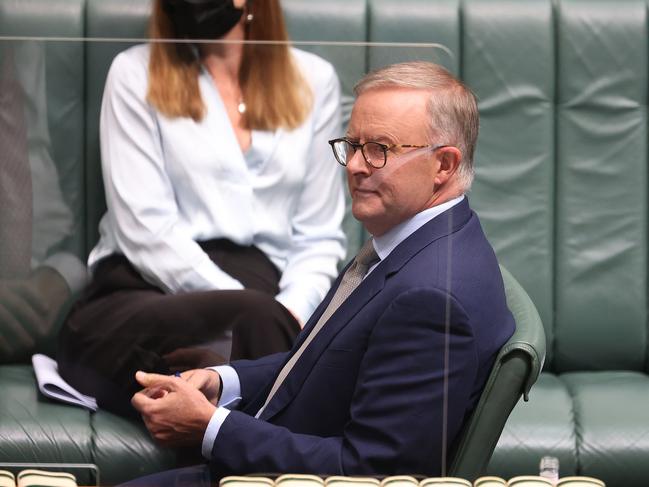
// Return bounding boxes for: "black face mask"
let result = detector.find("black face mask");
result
[163,0,244,40]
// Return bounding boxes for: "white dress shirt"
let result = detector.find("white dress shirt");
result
[89,44,347,323]
[201,195,465,458]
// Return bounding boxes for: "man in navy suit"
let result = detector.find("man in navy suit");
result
[131,61,515,478]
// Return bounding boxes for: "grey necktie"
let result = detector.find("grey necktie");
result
[255,238,380,418]
[0,46,32,278]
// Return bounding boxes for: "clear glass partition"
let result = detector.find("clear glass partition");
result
[0,14,636,486]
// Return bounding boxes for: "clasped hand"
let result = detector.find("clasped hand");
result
[131,369,221,447]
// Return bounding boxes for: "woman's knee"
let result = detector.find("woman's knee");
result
[231,290,299,343]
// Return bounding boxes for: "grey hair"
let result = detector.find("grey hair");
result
[353,61,479,191]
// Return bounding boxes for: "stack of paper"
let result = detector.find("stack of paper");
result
[31,354,97,412]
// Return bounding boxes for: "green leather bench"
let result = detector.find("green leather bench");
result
[1,0,648,486]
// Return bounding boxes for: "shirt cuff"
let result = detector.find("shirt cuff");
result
[275,285,319,325]
[207,365,241,408]
[209,269,245,292]
[201,406,230,459]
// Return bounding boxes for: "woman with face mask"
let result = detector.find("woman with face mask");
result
[57,0,346,417]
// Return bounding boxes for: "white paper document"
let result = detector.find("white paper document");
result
[31,353,98,411]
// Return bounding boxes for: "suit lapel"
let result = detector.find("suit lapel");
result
[260,266,386,420]
[260,198,473,421]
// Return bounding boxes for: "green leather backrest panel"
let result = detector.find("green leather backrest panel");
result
[0,0,82,37]
[554,0,648,371]
[367,0,459,76]
[0,0,86,259]
[463,0,556,367]
[84,0,152,254]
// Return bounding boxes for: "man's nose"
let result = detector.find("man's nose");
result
[346,149,372,176]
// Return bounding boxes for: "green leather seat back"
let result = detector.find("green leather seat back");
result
[0,0,86,361]
[0,0,86,259]
[554,0,648,372]
[450,265,546,481]
[367,0,459,76]
[463,0,556,367]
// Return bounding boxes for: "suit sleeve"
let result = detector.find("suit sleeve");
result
[231,352,289,411]
[210,287,479,476]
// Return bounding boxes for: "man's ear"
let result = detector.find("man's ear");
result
[434,146,462,186]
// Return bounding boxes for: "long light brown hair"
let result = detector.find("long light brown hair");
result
[147,0,312,130]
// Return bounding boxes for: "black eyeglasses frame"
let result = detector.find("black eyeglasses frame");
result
[328,137,449,169]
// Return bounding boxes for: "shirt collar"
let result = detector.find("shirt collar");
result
[372,194,465,262]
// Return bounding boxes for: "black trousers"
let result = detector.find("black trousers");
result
[57,239,300,417]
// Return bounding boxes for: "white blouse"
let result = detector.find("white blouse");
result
[89,44,346,323]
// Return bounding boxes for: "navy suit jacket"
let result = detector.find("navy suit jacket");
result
[209,199,515,477]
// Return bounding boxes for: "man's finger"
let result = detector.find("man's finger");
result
[144,386,170,400]
[131,389,155,412]
[135,370,178,389]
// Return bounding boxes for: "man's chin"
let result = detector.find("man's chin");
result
[352,205,383,232]
[351,204,376,221]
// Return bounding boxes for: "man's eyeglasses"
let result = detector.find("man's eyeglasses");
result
[328,138,449,169]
